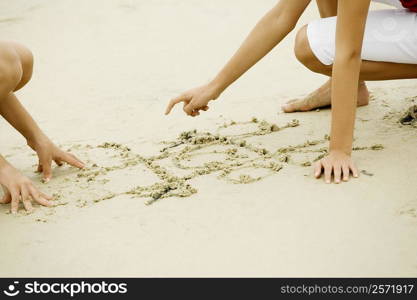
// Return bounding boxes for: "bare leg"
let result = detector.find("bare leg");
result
[282,79,369,112]
[283,25,417,112]
[283,0,370,113]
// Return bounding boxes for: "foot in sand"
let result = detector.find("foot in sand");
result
[282,80,369,113]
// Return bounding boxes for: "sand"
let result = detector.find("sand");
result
[0,0,416,277]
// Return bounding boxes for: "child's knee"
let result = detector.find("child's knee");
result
[294,25,329,74]
[0,42,23,96]
[11,42,33,91]
[294,26,315,66]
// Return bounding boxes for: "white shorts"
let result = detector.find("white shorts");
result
[307,6,417,65]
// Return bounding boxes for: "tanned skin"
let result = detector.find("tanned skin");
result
[166,0,417,184]
[0,42,84,213]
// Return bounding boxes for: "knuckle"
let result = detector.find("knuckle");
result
[12,183,21,191]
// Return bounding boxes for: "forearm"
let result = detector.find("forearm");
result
[0,93,47,145]
[210,0,310,94]
[330,0,370,154]
[330,56,361,154]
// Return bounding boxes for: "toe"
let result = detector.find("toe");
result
[282,104,294,113]
[282,99,298,113]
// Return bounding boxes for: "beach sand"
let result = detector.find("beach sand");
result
[0,0,416,277]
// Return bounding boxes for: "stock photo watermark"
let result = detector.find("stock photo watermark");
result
[2,280,127,297]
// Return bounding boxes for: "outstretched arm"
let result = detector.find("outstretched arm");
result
[0,93,85,181]
[315,0,371,183]
[166,0,311,116]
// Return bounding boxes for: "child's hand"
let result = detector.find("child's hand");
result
[314,150,359,184]
[165,83,221,117]
[0,161,53,214]
[28,136,85,182]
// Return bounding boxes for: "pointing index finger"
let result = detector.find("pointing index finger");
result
[165,94,190,115]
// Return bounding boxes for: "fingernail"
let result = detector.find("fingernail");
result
[42,177,50,183]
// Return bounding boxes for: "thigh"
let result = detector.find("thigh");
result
[316,0,338,18]
[307,8,417,65]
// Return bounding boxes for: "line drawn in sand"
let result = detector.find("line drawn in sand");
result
[2,118,386,218]
[63,118,384,206]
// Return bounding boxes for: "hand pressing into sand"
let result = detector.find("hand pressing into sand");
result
[0,159,53,214]
[314,150,359,184]
[165,84,221,117]
[27,135,85,183]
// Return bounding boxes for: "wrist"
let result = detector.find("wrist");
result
[329,144,352,156]
[329,132,353,155]
[0,157,13,180]
[0,155,9,169]
[208,79,226,99]
[26,132,50,150]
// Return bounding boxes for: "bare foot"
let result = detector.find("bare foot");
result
[282,80,369,113]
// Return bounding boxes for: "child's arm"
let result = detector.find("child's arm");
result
[0,93,84,182]
[314,0,371,183]
[165,0,311,116]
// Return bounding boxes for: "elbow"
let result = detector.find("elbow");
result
[266,7,298,34]
[274,16,297,35]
